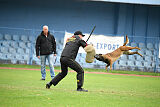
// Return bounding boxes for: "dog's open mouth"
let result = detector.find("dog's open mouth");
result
[94,54,102,60]
[94,54,110,65]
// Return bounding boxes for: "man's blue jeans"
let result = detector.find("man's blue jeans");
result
[40,54,55,79]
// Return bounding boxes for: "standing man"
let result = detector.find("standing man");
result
[36,25,56,80]
[46,31,88,92]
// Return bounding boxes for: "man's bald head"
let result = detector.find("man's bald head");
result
[43,25,49,35]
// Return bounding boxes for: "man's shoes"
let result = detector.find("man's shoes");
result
[77,88,88,92]
[41,78,45,80]
[46,83,51,89]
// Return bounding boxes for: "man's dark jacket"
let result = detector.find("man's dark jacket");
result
[35,31,56,56]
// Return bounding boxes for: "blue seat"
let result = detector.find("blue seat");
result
[0,54,7,60]
[151,56,155,62]
[144,61,152,68]
[0,33,3,40]
[12,35,19,41]
[139,43,146,49]
[1,47,9,53]
[25,48,30,54]
[127,60,135,70]
[2,41,10,47]
[7,54,15,60]
[17,48,25,54]
[27,42,32,48]
[127,60,135,66]
[136,55,144,61]
[147,43,153,50]
[120,55,127,60]
[145,50,152,56]
[135,61,143,67]
[154,43,158,50]
[4,34,12,40]
[8,48,16,54]
[11,59,17,64]
[23,55,29,60]
[135,61,144,71]
[151,62,155,68]
[28,36,34,42]
[144,56,151,61]
[15,54,23,60]
[19,42,26,48]
[10,41,18,48]
[128,55,136,61]
[21,35,28,41]
[131,42,137,47]
[119,60,127,66]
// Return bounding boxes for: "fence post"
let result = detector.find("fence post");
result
[29,29,35,65]
[154,38,159,73]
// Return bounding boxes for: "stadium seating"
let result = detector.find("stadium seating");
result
[136,55,144,61]
[12,35,19,41]
[154,43,159,50]
[8,47,16,54]
[21,35,28,41]
[28,36,33,42]
[4,34,12,40]
[19,42,26,48]
[0,32,159,72]
[145,50,152,56]
[120,55,127,60]
[2,41,10,47]
[139,43,145,49]
[17,48,25,54]
[131,42,137,47]
[7,54,15,60]
[144,56,151,61]
[147,43,154,50]
[1,47,9,53]
[128,55,136,61]
[0,33,3,40]
[10,41,18,48]
[138,49,145,56]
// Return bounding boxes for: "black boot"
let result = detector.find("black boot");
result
[46,82,52,89]
[77,88,88,92]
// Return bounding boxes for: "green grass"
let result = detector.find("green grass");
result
[0,64,160,76]
[0,67,160,107]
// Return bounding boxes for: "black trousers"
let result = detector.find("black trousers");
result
[50,57,84,88]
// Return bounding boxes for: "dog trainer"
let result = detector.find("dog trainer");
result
[46,31,88,92]
[35,25,56,80]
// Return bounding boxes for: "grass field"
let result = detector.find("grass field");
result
[0,64,160,107]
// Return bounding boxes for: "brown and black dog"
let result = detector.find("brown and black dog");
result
[94,35,143,71]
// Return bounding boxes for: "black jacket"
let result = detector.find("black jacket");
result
[61,35,87,60]
[35,31,56,56]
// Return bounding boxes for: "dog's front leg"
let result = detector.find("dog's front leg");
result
[105,64,110,72]
[109,60,113,72]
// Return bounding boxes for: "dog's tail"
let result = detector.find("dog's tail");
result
[123,35,129,46]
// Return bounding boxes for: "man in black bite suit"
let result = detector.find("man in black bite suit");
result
[46,31,88,92]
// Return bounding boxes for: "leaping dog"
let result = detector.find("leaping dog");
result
[94,35,143,71]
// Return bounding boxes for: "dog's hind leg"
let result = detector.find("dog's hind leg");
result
[105,64,110,72]
[109,61,113,72]
[120,46,141,51]
[125,51,143,57]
